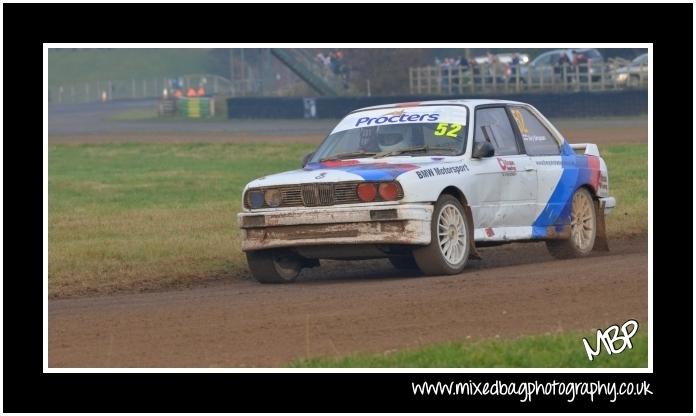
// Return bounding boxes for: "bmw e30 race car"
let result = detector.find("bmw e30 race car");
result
[238,99,616,283]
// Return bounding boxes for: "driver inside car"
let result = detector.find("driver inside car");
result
[359,124,422,153]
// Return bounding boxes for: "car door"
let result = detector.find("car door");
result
[468,106,538,238]
[508,106,566,237]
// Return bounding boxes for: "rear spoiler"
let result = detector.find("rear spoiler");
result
[570,143,600,157]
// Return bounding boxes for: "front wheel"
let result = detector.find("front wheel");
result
[413,195,471,275]
[546,187,597,259]
[246,249,302,283]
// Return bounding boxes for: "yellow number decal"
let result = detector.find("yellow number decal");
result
[511,109,529,135]
[446,123,462,138]
[434,123,448,136]
[434,123,462,138]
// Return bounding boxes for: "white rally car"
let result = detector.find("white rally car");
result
[238,99,616,283]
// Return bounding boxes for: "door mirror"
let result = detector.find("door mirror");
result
[301,152,315,167]
[472,141,495,158]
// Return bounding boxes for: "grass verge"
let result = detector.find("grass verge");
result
[49,142,314,297]
[290,331,648,368]
[107,103,230,123]
[599,144,648,237]
[49,142,647,298]
[48,48,225,86]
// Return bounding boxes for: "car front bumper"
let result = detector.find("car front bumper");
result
[238,204,433,251]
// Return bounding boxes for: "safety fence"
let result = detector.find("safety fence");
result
[227,90,648,120]
[409,63,648,95]
[48,74,240,104]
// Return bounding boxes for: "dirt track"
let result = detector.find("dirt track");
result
[49,236,647,368]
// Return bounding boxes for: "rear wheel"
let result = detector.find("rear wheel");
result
[413,194,470,275]
[246,249,302,283]
[546,187,597,259]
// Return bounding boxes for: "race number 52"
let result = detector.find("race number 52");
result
[434,123,462,138]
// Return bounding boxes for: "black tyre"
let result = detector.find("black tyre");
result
[246,249,301,283]
[546,187,597,259]
[413,194,471,275]
[388,254,419,270]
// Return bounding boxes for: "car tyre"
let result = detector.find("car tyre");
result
[413,194,470,275]
[546,187,597,259]
[246,249,301,283]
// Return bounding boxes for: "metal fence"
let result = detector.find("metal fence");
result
[409,63,648,95]
[47,74,249,104]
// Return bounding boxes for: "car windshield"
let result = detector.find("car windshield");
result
[579,49,602,59]
[309,105,469,163]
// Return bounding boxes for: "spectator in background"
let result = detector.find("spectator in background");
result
[556,52,570,79]
[566,49,576,65]
[509,52,521,81]
[316,52,330,67]
[487,51,507,83]
[329,52,340,75]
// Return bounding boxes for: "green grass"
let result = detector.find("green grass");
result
[107,107,228,123]
[291,331,648,368]
[107,108,160,121]
[48,142,315,297]
[599,144,648,237]
[48,48,228,86]
[48,142,647,298]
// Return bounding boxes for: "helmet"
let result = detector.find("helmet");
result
[375,125,413,152]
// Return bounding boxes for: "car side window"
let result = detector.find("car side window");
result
[509,107,561,156]
[474,107,519,156]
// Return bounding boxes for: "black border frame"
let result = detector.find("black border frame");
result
[3,2,693,413]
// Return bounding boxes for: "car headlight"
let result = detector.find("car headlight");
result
[264,189,282,207]
[248,190,265,209]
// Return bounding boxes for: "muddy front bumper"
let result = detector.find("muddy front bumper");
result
[238,204,433,251]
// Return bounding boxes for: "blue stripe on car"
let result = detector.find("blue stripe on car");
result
[531,142,593,238]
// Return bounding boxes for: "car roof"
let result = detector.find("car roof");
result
[351,99,527,113]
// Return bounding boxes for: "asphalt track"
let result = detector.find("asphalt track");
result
[49,236,647,367]
[47,99,648,145]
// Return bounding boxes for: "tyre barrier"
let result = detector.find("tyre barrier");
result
[177,97,215,118]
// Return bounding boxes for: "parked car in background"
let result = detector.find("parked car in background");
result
[519,48,604,84]
[472,53,530,66]
[238,99,615,283]
[470,53,529,84]
[611,53,648,87]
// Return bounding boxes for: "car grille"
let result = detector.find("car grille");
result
[243,181,403,209]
